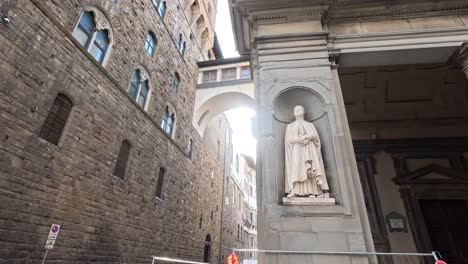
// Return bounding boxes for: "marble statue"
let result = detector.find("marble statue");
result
[285,105,330,198]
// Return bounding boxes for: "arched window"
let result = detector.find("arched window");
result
[127,70,150,108]
[152,0,160,9]
[187,139,193,159]
[172,72,181,93]
[201,28,209,49]
[161,106,169,131]
[72,11,110,64]
[90,30,110,63]
[39,94,73,145]
[177,34,186,56]
[161,107,175,136]
[203,235,212,263]
[144,32,156,57]
[196,16,206,33]
[137,81,149,107]
[158,1,167,18]
[73,12,94,47]
[180,41,186,56]
[155,167,165,198]
[189,1,200,24]
[153,0,167,19]
[114,140,131,179]
[168,113,175,135]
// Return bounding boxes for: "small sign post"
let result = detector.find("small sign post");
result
[42,224,60,264]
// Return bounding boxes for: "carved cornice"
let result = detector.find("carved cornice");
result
[252,8,326,24]
[328,2,468,22]
[230,0,468,54]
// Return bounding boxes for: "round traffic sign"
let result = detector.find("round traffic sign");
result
[435,260,447,264]
[51,225,60,233]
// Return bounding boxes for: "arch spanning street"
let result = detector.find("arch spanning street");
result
[194,58,255,136]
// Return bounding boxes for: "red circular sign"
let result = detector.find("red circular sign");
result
[226,253,238,264]
[435,261,447,264]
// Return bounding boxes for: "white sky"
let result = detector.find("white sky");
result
[215,0,240,58]
[215,1,256,159]
[225,108,257,159]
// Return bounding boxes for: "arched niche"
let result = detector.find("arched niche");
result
[273,87,341,204]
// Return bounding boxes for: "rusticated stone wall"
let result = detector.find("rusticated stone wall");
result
[0,0,232,263]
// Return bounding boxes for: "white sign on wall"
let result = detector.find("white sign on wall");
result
[44,224,60,250]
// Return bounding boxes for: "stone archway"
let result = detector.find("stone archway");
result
[193,90,255,136]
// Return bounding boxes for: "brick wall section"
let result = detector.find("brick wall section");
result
[0,0,236,263]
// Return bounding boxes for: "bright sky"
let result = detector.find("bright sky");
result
[215,1,256,159]
[225,108,257,159]
[215,0,240,58]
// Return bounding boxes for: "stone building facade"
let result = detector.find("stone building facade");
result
[219,152,257,264]
[0,0,240,263]
[221,0,468,263]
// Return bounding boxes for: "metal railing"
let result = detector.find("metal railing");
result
[231,249,441,264]
[150,249,442,264]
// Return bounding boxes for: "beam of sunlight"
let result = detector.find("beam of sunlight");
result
[225,107,256,159]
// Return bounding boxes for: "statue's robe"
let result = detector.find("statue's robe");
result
[285,119,329,195]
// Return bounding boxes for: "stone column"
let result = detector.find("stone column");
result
[252,26,375,264]
[449,43,468,79]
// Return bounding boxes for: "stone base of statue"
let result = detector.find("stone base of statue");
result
[283,196,336,206]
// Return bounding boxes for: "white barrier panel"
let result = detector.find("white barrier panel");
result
[151,256,208,264]
[231,249,441,264]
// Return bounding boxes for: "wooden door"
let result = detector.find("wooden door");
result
[419,200,468,264]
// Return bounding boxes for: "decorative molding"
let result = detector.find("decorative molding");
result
[252,8,326,24]
[393,164,468,185]
[353,137,468,154]
[328,2,468,22]
[196,78,253,89]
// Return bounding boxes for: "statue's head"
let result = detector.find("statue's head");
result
[293,105,305,119]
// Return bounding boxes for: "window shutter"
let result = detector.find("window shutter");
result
[39,94,73,145]
[114,140,131,179]
[156,167,166,198]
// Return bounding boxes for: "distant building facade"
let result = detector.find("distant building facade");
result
[219,151,257,264]
[196,56,258,263]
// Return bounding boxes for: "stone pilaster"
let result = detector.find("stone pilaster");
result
[252,29,374,263]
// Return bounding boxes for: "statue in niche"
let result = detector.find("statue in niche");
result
[285,105,330,198]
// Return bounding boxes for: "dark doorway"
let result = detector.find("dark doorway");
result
[419,200,468,264]
[203,234,211,263]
